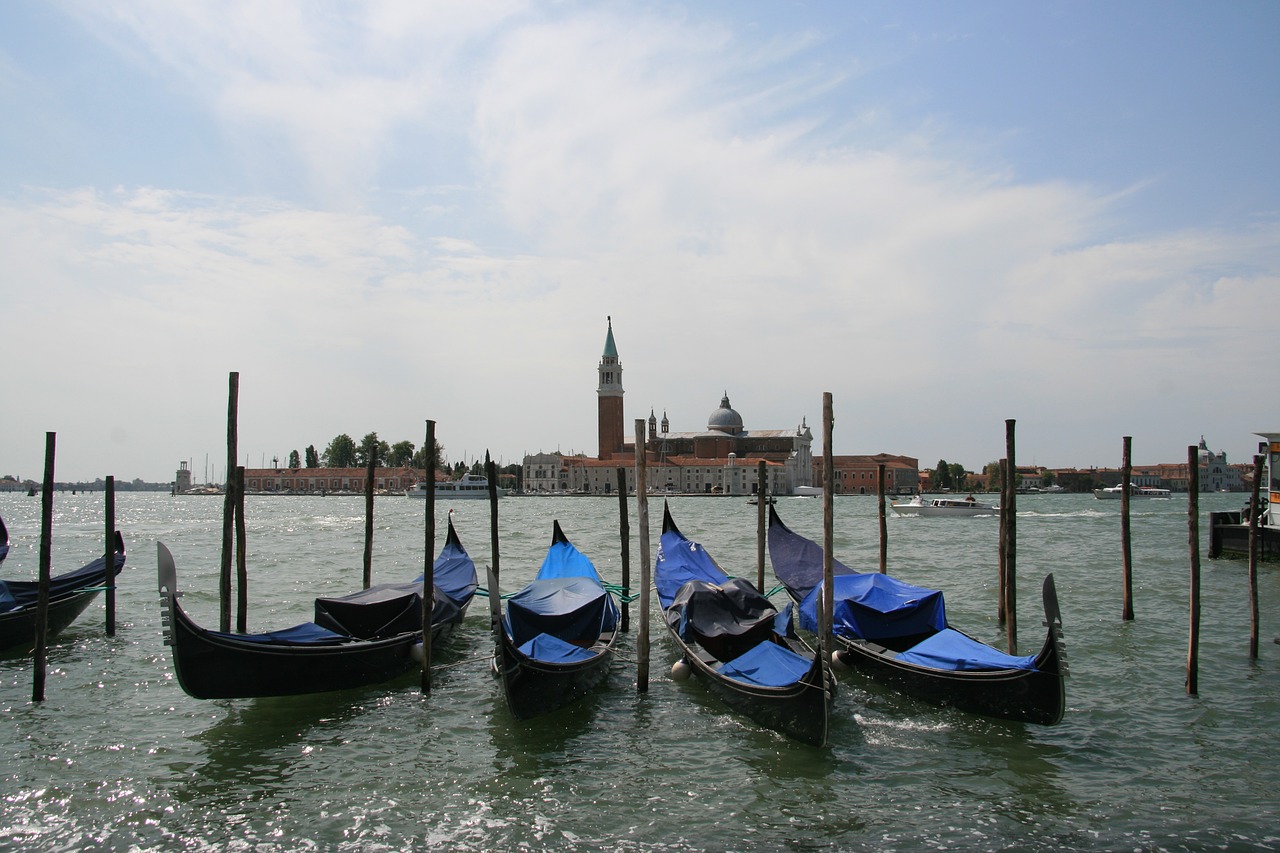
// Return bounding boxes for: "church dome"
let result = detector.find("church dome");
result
[708,393,743,434]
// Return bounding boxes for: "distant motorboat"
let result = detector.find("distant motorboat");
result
[1093,484,1171,500]
[891,495,998,517]
[407,473,505,499]
[791,485,822,497]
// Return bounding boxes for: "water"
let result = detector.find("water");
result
[2,492,1277,852]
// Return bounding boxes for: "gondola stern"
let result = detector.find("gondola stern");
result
[551,518,569,546]
[661,501,679,536]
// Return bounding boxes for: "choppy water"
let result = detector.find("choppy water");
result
[1,491,1277,852]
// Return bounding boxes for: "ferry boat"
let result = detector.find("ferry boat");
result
[406,473,505,499]
[1093,484,1172,500]
[1209,431,1280,561]
[890,495,998,517]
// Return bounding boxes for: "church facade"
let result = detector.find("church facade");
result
[523,319,816,496]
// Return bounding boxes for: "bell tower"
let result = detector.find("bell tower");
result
[597,316,625,460]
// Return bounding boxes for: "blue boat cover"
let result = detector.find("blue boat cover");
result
[535,536,604,583]
[719,639,813,687]
[207,622,351,645]
[896,628,1038,672]
[799,572,947,641]
[0,552,124,613]
[517,631,599,663]
[655,528,729,608]
[767,516,855,600]
[413,532,479,604]
[506,576,619,649]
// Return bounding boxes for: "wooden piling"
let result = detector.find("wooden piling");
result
[220,372,239,632]
[1248,454,1263,659]
[104,476,116,636]
[877,462,887,573]
[821,394,834,663]
[1004,419,1018,654]
[363,448,376,590]
[1186,445,1201,696]
[634,420,651,692]
[421,420,436,692]
[998,458,1007,625]
[484,451,502,680]
[1121,436,1134,621]
[756,460,767,591]
[32,432,54,703]
[235,466,246,633]
[616,467,630,633]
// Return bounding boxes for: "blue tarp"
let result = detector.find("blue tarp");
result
[207,622,350,645]
[506,576,619,649]
[655,529,729,608]
[0,581,14,612]
[413,532,478,603]
[536,537,604,583]
[0,552,123,613]
[800,572,947,641]
[719,639,813,687]
[517,631,598,663]
[896,628,1038,672]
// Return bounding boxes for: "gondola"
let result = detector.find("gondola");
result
[1,526,126,653]
[767,504,1066,725]
[490,520,619,720]
[655,504,832,747]
[157,514,478,700]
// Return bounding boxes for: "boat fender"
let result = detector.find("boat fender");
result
[410,642,425,665]
[670,659,692,682]
[830,650,851,673]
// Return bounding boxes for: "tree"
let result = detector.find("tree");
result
[386,441,416,467]
[412,441,445,470]
[356,432,389,467]
[288,450,301,469]
[305,445,320,468]
[322,434,358,468]
[933,459,952,491]
[949,462,967,492]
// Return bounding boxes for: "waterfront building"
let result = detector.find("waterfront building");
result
[818,455,920,495]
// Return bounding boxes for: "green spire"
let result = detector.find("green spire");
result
[603,316,618,358]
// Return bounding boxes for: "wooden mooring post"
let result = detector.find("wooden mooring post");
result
[998,458,1007,625]
[235,466,246,633]
[420,420,437,691]
[821,394,835,664]
[104,476,116,636]
[1186,444,1201,696]
[1249,453,1263,659]
[32,432,55,703]
[616,467,630,633]
[1004,419,1018,654]
[363,448,376,590]
[634,420,651,692]
[1121,437,1134,621]
[756,460,767,591]
[220,371,239,632]
[877,462,888,573]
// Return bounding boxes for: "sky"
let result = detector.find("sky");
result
[2,0,1278,484]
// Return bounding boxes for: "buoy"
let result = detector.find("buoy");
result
[670,659,692,681]
[410,642,425,665]
[830,650,851,673]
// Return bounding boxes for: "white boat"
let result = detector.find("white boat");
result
[791,485,823,497]
[406,473,505,499]
[890,495,998,517]
[1093,484,1171,500]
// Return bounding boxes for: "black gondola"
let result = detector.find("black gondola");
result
[157,515,478,700]
[490,520,619,720]
[0,522,125,654]
[768,504,1066,725]
[655,504,831,747]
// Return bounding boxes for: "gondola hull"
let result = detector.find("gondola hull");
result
[768,505,1066,725]
[833,619,1065,725]
[158,533,475,701]
[0,532,126,653]
[663,612,831,747]
[492,617,615,721]
[656,504,831,746]
[161,597,420,700]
